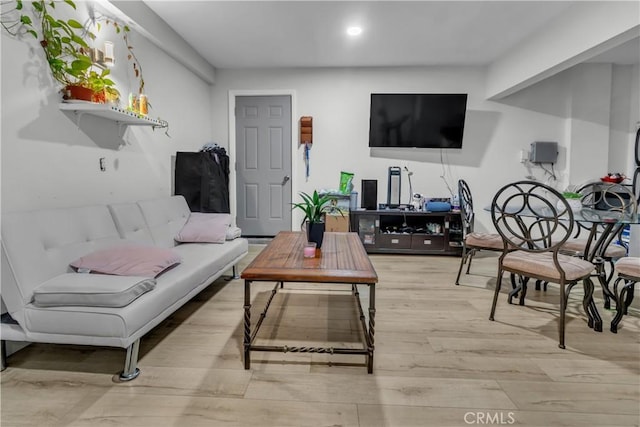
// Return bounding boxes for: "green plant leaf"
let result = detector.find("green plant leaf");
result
[32,2,42,12]
[64,0,77,10]
[292,191,331,224]
[76,54,92,64]
[27,29,37,38]
[70,58,91,71]
[66,19,82,29]
[48,58,64,69]
[16,1,24,11]
[19,15,32,25]
[48,43,62,58]
[66,68,83,79]
[70,34,88,48]
[562,192,582,199]
[58,24,73,37]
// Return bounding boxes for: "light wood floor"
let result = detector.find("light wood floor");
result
[2,246,639,426]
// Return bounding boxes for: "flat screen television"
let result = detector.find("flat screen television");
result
[369,93,468,149]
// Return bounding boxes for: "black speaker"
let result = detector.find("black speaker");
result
[361,180,377,210]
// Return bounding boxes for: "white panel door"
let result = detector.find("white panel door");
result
[235,95,292,236]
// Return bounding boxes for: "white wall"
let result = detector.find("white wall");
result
[567,64,613,186]
[1,2,214,213]
[609,64,640,177]
[493,62,638,188]
[486,1,639,99]
[211,67,572,232]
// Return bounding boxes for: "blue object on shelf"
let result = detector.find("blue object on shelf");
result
[425,201,452,212]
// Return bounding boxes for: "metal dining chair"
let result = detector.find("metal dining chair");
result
[489,181,599,349]
[610,257,640,333]
[454,179,506,285]
[455,180,524,302]
[561,182,637,308]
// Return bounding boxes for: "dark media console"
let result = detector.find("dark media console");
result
[350,209,463,256]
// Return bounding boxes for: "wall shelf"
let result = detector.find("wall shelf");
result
[59,102,168,137]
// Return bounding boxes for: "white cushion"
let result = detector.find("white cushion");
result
[1,205,123,314]
[108,202,154,244]
[503,251,595,281]
[616,257,640,279]
[562,238,626,258]
[137,196,191,248]
[32,273,156,308]
[226,226,242,240]
[465,232,504,250]
[175,213,230,243]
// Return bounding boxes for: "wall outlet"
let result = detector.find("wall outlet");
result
[519,150,529,163]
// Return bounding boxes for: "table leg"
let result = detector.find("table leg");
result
[367,283,376,374]
[593,260,617,310]
[586,223,621,310]
[584,278,602,332]
[244,280,251,370]
[611,277,636,333]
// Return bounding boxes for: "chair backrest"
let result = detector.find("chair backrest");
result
[575,182,637,251]
[491,181,574,253]
[576,182,638,214]
[458,179,474,234]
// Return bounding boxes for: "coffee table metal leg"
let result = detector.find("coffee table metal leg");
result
[244,279,251,370]
[368,283,376,374]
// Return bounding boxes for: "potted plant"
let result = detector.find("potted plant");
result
[561,191,583,212]
[291,190,332,248]
[86,68,119,104]
[2,0,119,102]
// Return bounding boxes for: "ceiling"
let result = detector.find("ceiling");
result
[143,1,639,70]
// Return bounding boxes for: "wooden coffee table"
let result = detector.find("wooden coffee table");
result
[240,231,378,373]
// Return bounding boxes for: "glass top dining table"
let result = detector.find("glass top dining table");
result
[572,208,639,225]
[484,205,639,261]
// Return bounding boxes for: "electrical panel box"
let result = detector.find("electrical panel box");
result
[529,141,558,164]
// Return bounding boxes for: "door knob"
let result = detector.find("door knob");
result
[282,175,290,185]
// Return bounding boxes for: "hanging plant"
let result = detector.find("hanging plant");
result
[1,0,119,101]
[122,23,144,95]
[93,16,144,96]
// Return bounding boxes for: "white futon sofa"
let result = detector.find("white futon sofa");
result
[1,195,248,380]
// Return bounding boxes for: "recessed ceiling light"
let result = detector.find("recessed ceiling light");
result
[346,26,362,36]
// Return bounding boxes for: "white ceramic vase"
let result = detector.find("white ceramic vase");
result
[558,198,582,212]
